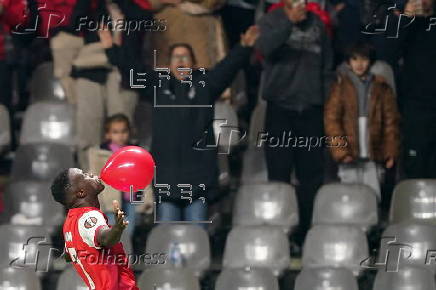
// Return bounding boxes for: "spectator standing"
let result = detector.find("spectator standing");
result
[383,0,436,178]
[325,42,400,199]
[255,0,333,248]
[100,26,259,225]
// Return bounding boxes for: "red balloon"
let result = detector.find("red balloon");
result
[100,146,155,192]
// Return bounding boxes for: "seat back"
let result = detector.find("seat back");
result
[20,101,75,145]
[390,179,436,225]
[373,266,436,290]
[379,223,436,273]
[146,224,210,277]
[11,143,74,182]
[56,265,88,290]
[240,148,268,184]
[233,182,298,233]
[215,267,279,290]
[0,104,10,151]
[0,225,52,270]
[137,267,200,290]
[223,226,290,276]
[302,225,369,276]
[0,267,42,290]
[5,181,64,228]
[214,102,240,151]
[312,183,378,231]
[295,267,359,290]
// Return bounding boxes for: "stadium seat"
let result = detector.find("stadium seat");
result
[133,101,152,149]
[0,266,42,290]
[138,267,200,290]
[29,62,68,103]
[56,265,88,290]
[20,101,75,145]
[390,179,436,225]
[213,101,240,151]
[121,232,133,257]
[240,148,268,184]
[215,267,279,290]
[145,224,210,277]
[232,182,298,233]
[312,183,378,232]
[0,104,10,153]
[295,267,358,290]
[379,223,436,273]
[302,225,369,276]
[222,226,290,276]
[0,225,52,270]
[5,180,64,229]
[11,143,74,182]
[373,266,436,290]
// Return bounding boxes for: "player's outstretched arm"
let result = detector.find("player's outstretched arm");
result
[96,200,128,248]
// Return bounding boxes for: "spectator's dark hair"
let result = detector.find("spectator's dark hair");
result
[345,41,376,65]
[168,43,197,65]
[51,169,71,206]
[104,113,131,133]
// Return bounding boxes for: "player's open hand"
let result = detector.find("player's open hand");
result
[113,200,129,230]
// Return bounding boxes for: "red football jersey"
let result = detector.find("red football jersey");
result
[63,207,138,290]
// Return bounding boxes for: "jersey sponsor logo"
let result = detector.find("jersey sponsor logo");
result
[84,217,98,229]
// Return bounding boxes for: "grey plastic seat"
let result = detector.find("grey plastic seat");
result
[295,267,358,290]
[0,104,10,152]
[30,62,67,103]
[56,265,88,290]
[302,225,369,276]
[0,266,42,290]
[215,267,279,290]
[390,179,436,225]
[133,101,152,149]
[5,181,64,229]
[20,101,75,145]
[0,225,52,270]
[379,223,436,273]
[121,231,133,256]
[138,267,200,290]
[11,143,74,182]
[223,226,290,276]
[312,183,378,232]
[214,101,241,152]
[373,266,436,290]
[240,148,268,184]
[233,182,298,233]
[146,224,210,277]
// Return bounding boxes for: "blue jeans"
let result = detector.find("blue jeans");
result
[106,200,136,236]
[157,200,208,228]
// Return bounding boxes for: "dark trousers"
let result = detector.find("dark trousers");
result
[403,101,436,178]
[0,60,12,109]
[264,102,324,245]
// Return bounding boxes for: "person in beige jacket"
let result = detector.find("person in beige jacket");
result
[152,0,228,69]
